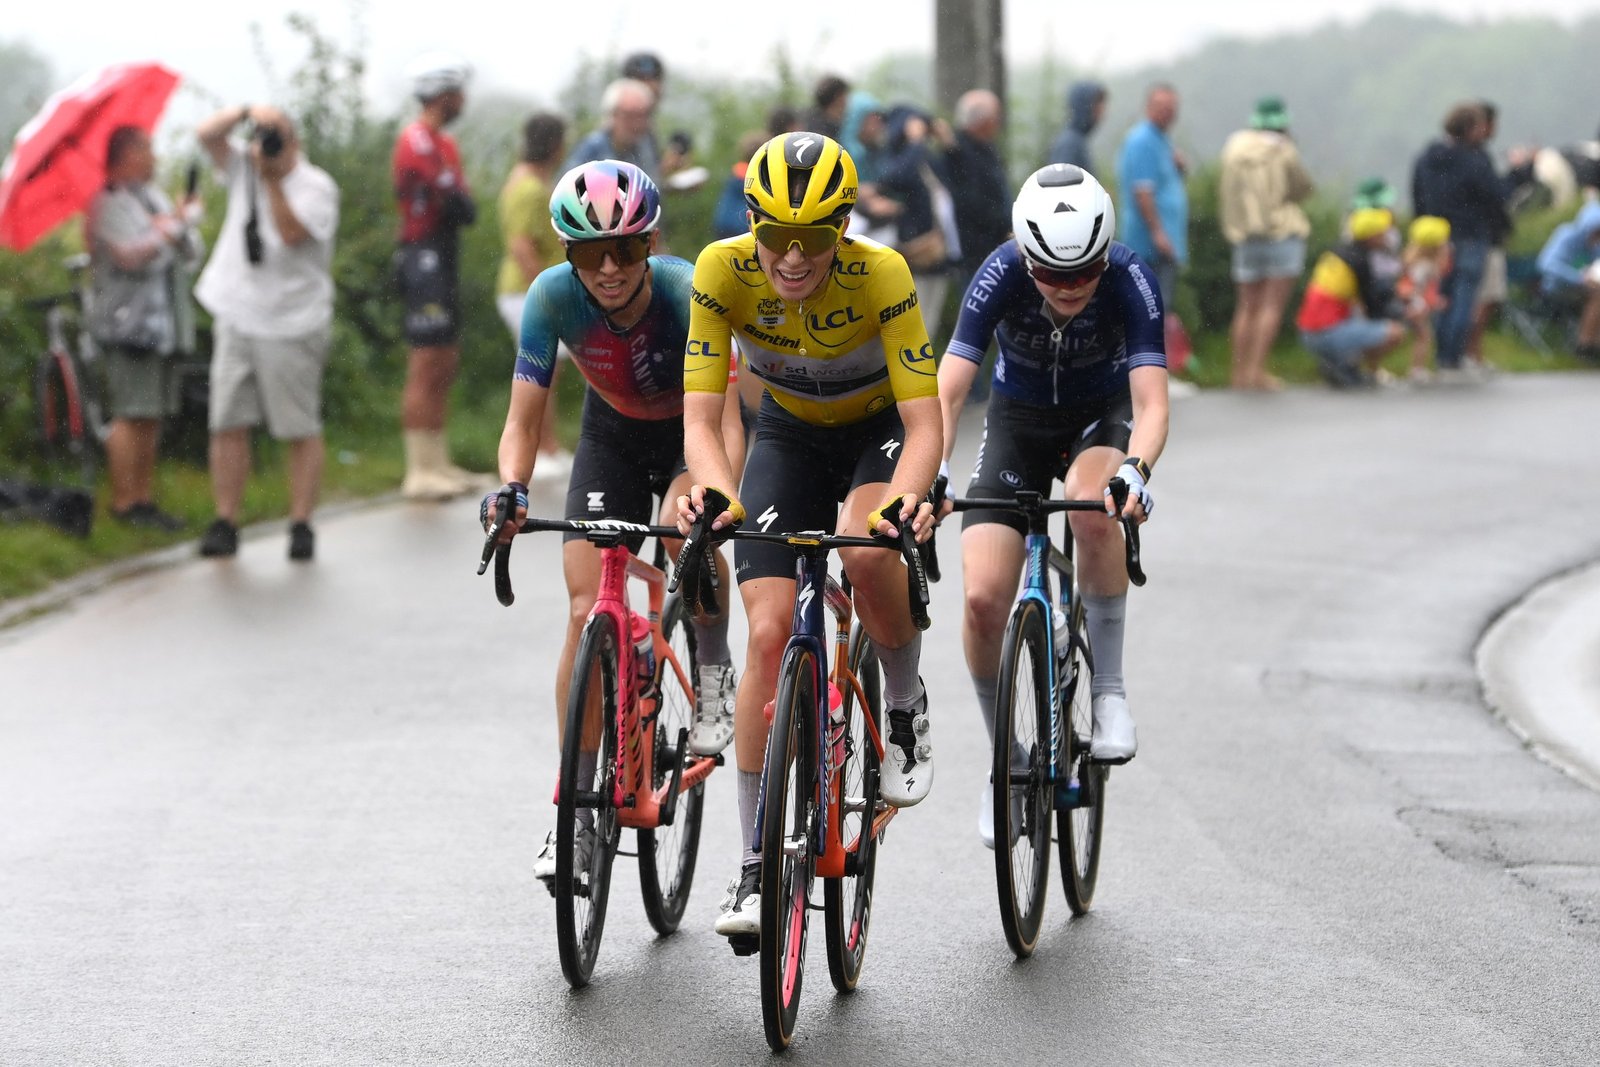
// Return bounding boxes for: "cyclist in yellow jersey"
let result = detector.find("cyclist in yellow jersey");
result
[676,132,942,941]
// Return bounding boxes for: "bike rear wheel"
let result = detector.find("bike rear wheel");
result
[554,613,622,988]
[638,592,704,935]
[824,625,881,993]
[1057,598,1105,915]
[760,646,817,1052]
[993,599,1052,958]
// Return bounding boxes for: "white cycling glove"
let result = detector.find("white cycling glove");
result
[1107,458,1153,518]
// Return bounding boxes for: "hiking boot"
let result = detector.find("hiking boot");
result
[880,685,933,807]
[1090,693,1138,763]
[688,663,737,756]
[287,521,315,562]
[714,860,762,938]
[198,517,239,558]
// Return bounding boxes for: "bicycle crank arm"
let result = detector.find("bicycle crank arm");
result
[658,727,689,827]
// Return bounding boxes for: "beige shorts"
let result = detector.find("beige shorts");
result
[208,322,331,439]
[104,345,179,420]
[1477,249,1508,306]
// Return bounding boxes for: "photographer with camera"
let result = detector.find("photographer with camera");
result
[193,104,340,561]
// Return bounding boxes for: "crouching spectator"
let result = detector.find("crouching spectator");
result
[1295,207,1406,387]
[1535,201,1600,362]
[193,105,340,560]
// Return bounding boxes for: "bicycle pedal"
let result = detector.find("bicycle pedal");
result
[727,933,759,957]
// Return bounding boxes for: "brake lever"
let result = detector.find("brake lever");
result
[1106,477,1147,587]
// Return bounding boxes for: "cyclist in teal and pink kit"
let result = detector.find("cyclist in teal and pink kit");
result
[481,160,745,884]
[936,164,1170,848]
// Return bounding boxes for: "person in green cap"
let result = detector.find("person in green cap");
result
[1218,94,1315,390]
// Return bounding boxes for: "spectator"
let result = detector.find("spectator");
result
[1351,176,1398,213]
[393,52,483,499]
[617,52,695,182]
[1116,83,1188,308]
[1218,95,1314,391]
[1047,80,1106,171]
[1465,101,1536,370]
[805,75,851,140]
[1410,102,1512,380]
[1397,215,1452,381]
[839,91,888,183]
[944,89,1010,293]
[496,112,570,478]
[1535,200,1600,362]
[876,104,961,338]
[563,78,662,181]
[712,130,769,240]
[192,105,339,560]
[86,124,203,530]
[1348,175,1404,306]
[1295,207,1407,388]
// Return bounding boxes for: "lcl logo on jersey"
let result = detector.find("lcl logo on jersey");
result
[809,306,862,332]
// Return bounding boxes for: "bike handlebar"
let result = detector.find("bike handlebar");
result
[670,488,933,631]
[943,481,1147,587]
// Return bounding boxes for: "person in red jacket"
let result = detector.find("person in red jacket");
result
[1296,207,1407,387]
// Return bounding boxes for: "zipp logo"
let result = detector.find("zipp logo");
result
[758,506,779,531]
[587,491,606,511]
[880,439,901,460]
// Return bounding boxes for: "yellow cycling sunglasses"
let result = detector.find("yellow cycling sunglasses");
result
[752,219,844,257]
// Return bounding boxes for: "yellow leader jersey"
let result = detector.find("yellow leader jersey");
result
[683,233,938,426]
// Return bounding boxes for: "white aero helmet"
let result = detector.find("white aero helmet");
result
[409,51,473,101]
[1012,164,1116,270]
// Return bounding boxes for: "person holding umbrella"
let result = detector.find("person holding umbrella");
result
[86,124,203,529]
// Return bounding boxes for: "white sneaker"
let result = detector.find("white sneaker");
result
[689,663,737,756]
[880,689,934,807]
[714,861,762,938]
[1090,693,1138,763]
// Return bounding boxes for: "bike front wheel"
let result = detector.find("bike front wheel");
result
[824,625,881,993]
[993,599,1053,958]
[554,613,622,988]
[1057,599,1105,915]
[760,645,818,1052]
[638,592,704,935]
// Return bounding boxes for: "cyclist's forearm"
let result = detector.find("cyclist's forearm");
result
[935,352,979,462]
[497,380,547,484]
[889,395,943,502]
[1126,365,1170,469]
[683,391,736,492]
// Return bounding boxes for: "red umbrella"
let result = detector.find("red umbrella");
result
[0,61,181,251]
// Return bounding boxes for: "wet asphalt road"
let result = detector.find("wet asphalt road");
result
[4,374,1600,1065]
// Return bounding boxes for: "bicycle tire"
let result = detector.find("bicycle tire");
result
[34,347,98,484]
[1057,597,1106,915]
[993,599,1052,958]
[638,591,704,935]
[824,625,882,993]
[760,645,817,1052]
[554,612,622,988]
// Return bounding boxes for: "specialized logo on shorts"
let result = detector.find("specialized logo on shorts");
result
[587,491,606,511]
[880,438,901,460]
[1001,470,1023,487]
[758,506,779,531]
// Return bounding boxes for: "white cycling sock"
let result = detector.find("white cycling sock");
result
[690,614,732,667]
[972,674,998,745]
[876,632,924,711]
[1083,592,1126,697]
[738,769,761,867]
[576,749,598,831]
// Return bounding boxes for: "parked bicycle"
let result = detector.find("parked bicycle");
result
[674,488,929,1051]
[31,253,109,484]
[479,497,719,988]
[942,480,1145,958]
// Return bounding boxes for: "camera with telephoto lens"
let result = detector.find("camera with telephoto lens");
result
[257,124,285,159]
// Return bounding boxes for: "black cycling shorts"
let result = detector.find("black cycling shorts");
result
[961,390,1133,536]
[563,390,686,551]
[395,239,461,347]
[734,393,904,583]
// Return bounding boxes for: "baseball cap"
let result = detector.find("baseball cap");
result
[1250,95,1290,132]
[621,52,664,82]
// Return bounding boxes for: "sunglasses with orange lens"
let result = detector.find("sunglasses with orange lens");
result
[565,234,653,271]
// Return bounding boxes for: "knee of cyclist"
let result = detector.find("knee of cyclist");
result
[838,545,895,586]
[567,594,597,630]
[964,584,1011,631]
[745,612,792,667]
[1068,509,1118,548]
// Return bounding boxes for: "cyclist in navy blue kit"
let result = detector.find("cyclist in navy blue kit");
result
[935,164,1170,849]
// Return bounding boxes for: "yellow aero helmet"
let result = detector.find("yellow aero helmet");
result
[743,132,858,226]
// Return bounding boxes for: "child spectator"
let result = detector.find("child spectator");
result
[1397,216,1452,382]
[1296,207,1407,388]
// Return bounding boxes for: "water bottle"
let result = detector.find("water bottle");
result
[630,614,656,694]
[1051,606,1073,693]
[826,682,846,767]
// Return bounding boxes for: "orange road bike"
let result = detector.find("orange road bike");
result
[481,503,718,987]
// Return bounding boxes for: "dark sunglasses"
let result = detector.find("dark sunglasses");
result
[752,219,843,257]
[1024,254,1108,291]
[565,234,652,271]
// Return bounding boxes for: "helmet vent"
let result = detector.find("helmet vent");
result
[1037,164,1086,188]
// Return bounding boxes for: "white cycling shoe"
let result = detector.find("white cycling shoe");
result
[880,689,934,807]
[689,663,737,756]
[1090,693,1138,763]
[533,826,595,893]
[978,745,1030,849]
[714,861,762,938]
